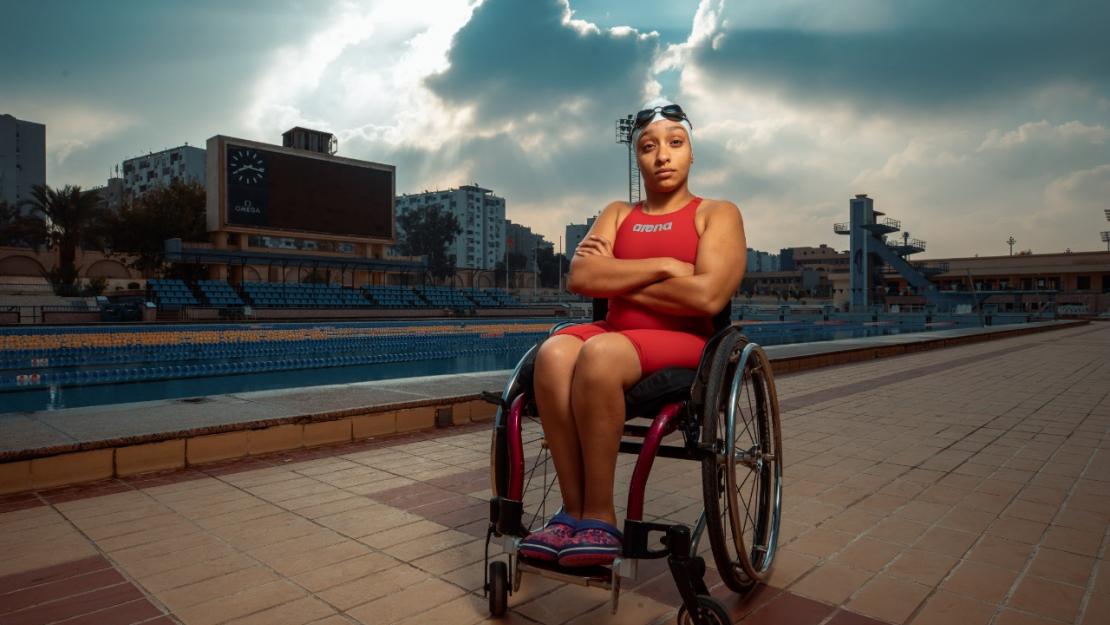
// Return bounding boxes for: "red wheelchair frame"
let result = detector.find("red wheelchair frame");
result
[482,302,783,625]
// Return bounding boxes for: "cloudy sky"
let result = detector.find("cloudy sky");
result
[3,0,1108,258]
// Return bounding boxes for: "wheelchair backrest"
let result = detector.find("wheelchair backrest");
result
[592,298,733,332]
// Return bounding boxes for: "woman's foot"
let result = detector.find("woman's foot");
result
[518,511,578,561]
[557,519,623,567]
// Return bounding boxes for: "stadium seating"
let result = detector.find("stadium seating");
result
[241,281,373,308]
[414,286,475,309]
[455,288,523,307]
[361,285,428,309]
[0,321,550,389]
[487,288,522,307]
[148,278,200,308]
[197,280,245,307]
[458,288,501,307]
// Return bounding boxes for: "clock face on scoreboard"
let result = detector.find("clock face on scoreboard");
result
[229,148,266,185]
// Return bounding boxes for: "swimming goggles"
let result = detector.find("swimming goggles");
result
[631,104,693,137]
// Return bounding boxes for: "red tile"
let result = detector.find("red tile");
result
[717,583,781,621]
[1,568,126,614]
[409,494,478,516]
[1,582,144,625]
[371,484,455,509]
[38,480,132,504]
[0,493,44,513]
[740,590,835,625]
[121,468,207,489]
[424,503,488,528]
[0,556,112,593]
[426,468,487,492]
[455,518,489,538]
[54,599,163,625]
[200,457,275,476]
[635,572,683,607]
[825,609,891,625]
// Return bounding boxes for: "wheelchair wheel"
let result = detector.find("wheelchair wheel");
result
[488,561,508,617]
[489,345,561,536]
[675,595,731,625]
[700,336,783,592]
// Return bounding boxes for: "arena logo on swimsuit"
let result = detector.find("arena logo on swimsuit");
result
[631,222,673,233]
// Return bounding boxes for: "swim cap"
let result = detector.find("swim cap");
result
[630,97,693,147]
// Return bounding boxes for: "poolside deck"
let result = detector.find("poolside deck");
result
[0,321,1107,624]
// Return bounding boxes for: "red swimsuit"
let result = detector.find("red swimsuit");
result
[555,197,712,375]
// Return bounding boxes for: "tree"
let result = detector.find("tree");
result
[395,204,462,282]
[105,180,208,279]
[0,199,47,248]
[21,184,110,294]
[493,252,528,287]
[536,247,565,289]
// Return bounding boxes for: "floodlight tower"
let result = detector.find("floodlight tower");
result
[615,115,641,204]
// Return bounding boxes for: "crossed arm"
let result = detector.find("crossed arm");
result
[566,200,747,317]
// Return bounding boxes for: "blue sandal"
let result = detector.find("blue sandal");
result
[518,511,578,561]
[557,519,623,567]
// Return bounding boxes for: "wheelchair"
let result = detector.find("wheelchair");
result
[481,300,783,625]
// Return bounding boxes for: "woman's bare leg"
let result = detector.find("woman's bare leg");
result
[570,334,642,525]
[533,335,587,518]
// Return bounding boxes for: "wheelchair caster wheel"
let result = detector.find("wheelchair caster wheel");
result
[488,561,508,617]
[676,595,730,625]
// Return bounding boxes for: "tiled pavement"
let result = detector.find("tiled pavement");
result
[1,322,1107,625]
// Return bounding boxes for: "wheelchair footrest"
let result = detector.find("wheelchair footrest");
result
[489,496,525,537]
[623,519,677,559]
[517,557,613,588]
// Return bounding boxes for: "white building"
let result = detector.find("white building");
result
[121,145,206,198]
[506,221,554,271]
[0,114,46,213]
[394,184,506,270]
[565,215,597,257]
[746,248,781,273]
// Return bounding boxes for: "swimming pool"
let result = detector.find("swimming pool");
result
[1,316,993,412]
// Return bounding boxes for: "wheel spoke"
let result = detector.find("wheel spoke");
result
[740,477,757,537]
[740,374,757,445]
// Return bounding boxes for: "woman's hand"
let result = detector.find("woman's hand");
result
[575,234,614,258]
[666,259,696,279]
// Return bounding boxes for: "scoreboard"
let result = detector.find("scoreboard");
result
[207,136,394,242]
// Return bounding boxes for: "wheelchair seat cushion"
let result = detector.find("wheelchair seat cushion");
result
[624,367,696,418]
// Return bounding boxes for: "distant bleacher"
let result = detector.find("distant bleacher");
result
[457,288,521,308]
[459,287,500,307]
[361,285,426,309]
[241,282,373,308]
[415,286,475,309]
[197,280,245,307]
[487,288,521,307]
[148,278,200,308]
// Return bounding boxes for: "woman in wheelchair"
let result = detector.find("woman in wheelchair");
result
[518,99,747,567]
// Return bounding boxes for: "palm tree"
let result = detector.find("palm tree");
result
[22,184,109,294]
